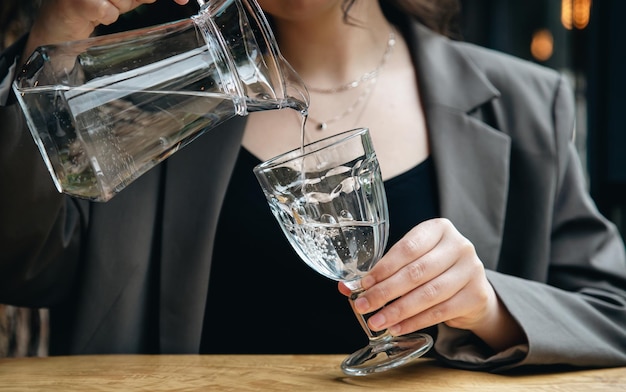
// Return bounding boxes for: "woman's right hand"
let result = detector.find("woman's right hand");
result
[23,0,189,61]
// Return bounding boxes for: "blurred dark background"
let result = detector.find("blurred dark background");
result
[459,0,626,239]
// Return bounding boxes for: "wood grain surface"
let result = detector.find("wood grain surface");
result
[0,354,624,391]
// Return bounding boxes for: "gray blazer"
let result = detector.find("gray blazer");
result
[1,18,625,371]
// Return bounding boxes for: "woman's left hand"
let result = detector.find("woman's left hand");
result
[338,217,525,351]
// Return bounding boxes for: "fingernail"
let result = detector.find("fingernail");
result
[354,297,370,313]
[369,313,386,330]
[388,324,402,335]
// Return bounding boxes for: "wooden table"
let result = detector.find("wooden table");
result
[0,355,624,391]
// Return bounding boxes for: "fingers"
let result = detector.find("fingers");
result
[346,217,493,335]
[337,220,446,297]
[90,0,190,29]
[32,0,127,43]
[338,281,352,296]
[102,1,161,25]
[26,0,189,56]
[362,218,450,289]
[91,0,124,26]
[355,218,460,312]
[369,255,488,334]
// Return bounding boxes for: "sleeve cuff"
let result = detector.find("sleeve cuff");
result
[433,323,529,372]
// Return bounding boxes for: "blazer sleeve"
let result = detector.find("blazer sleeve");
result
[0,37,86,307]
[434,74,626,372]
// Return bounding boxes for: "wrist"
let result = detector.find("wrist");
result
[470,293,526,352]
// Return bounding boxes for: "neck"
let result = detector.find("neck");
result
[270,2,392,89]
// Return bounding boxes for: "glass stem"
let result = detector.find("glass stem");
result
[348,288,393,344]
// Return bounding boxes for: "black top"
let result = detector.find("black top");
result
[201,147,439,354]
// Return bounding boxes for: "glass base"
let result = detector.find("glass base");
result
[340,333,433,376]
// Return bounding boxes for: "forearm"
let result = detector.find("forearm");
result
[435,271,626,372]
[488,270,626,368]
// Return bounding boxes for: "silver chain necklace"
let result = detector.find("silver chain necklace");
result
[306,31,396,131]
[307,78,377,131]
[307,31,396,94]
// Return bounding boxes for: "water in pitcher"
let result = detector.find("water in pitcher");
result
[18,84,307,201]
[14,0,313,202]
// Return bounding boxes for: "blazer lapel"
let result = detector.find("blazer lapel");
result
[408,22,511,268]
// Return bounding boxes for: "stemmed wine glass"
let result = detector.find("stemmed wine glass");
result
[253,128,433,376]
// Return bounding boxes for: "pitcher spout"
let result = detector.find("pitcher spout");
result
[194,0,309,114]
[277,56,310,113]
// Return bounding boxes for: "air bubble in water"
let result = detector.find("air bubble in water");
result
[339,210,354,221]
[320,214,337,224]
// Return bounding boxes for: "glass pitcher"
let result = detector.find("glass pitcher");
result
[13,0,309,202]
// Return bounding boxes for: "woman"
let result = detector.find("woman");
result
[206,0,626,371]
[1,0,625,372]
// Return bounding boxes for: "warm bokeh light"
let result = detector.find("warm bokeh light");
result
[562,0,592,30]
[530,29,554,61]
[562,0,573,29]
[573,0,592,29]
